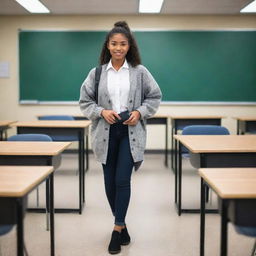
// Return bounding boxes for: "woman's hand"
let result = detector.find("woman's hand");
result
[101,110,121,124]
[123,111,141,126]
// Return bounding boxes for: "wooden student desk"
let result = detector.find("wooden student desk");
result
[233,116,256,135]
[0,166,55,256]
[12,120,91,212]
[199,168,256,256]
[0,141,78,214]
[170,115,224,171]
[74,114,170,167]
[173,135,256,216]
[0,121,16,140]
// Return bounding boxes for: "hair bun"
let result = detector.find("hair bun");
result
[114,21,131,33]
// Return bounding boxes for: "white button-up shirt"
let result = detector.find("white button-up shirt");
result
[106,59,130,114]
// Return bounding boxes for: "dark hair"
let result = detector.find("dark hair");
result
[99,21,141,67]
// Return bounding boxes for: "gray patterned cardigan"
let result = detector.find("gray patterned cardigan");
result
[79,63,162,170]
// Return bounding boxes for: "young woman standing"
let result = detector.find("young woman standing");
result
[79,21,162,254]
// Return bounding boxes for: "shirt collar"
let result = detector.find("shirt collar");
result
[106,59,129,71]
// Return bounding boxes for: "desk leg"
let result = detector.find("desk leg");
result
[86,134,89,171]
[165,120,168,167]
[174,138,178,203]
[16,198,24,256]
[200,178,206,256]
[178,142,182,216]
[82,134,85,203]
[237,120,240,135]
[49,173,55,256]
[81,132,86,204]
[46,179,50,231]
[174,137,177,176]
[174,127,178,174]
[78,131,83,214]
[220,200,228,256]
[171,127,174,171]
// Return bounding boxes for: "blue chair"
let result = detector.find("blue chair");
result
[181,125,230,168]
[235,226,256,256]
[38,115,78,141]
[8,134,53,207]
[251,240,256,256]
[176,125,230,206]
[8,134,53,232]
[235,226,256,237]
[0,225,13,236]
[38,115,74,121]
[38,115,80,177]
[0,225,13,255]
[0,225,29,255]
[233,204,256,252]
[8,133,53,142]
[182,125,230,136]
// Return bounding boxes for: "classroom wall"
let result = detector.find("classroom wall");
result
[0,15,256,149]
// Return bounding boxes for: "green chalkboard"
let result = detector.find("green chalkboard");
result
[19,30,256,103]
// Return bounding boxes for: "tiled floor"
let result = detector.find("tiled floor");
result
[0,153,255,256]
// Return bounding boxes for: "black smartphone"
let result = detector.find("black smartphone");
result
[116,110,130,123]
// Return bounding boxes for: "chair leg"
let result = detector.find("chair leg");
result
[4,131,7,140]
[251,240,256,256]
[208,188,213,205]
[46,209,50,231]
[36,187,39,207]
[24,243,29,256]
[205,185,210,203]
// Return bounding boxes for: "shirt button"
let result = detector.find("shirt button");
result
[131,148,134,151]
[105,128,108,131]
[129,100,132,103]
[103,139,106,142]
[131,131,133,135]
[108,100,111,103]
[133,139,136,142]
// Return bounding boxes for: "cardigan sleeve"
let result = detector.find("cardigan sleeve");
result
[79,68,104,121]
[136,66,162,119]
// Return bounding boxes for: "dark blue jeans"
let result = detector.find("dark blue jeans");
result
[102,122,134,226]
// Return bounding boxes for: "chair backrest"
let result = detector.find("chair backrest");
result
[181,125,230,153]
[38,115,74,120]
[8,134,52,141]
[0,225,13,236]
[235,225,256,237]
[181,125,230,168]
[182,125,230,135]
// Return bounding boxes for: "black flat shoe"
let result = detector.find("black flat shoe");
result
[108,231,121,254]
[121,227,131,246]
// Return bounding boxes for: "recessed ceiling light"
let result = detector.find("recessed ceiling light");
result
[15,0,50,13]
[240,0,256,13]
[139,0,164,13]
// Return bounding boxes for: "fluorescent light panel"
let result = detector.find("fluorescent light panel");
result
[15,0,50,13]
[240,0,256,13]
[139,0,164,13]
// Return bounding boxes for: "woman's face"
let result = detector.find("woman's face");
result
[107,33,130,62]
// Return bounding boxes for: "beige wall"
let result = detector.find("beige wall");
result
[0,15,256,149]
